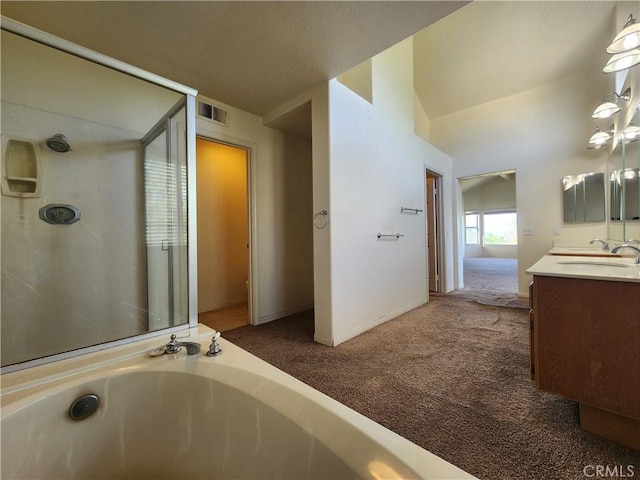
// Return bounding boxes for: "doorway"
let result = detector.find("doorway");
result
[426,169,443,293]
[459,171,518,296]
[196,137,251,332]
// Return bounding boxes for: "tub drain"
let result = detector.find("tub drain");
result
[69,393,100,421]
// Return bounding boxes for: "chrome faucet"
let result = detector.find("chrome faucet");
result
[611,244,640,264]
[626,239,640,245]
[590,239,610,251]
[163,334,201,355]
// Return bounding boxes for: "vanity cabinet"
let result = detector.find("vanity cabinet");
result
[530,275,640,450]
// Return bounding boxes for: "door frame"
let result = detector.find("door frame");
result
[142,97,189,330]
[425,168,445,294]
[195,134,257,325]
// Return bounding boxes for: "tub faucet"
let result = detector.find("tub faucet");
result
[626,239,640,245]
[611,244,640,264]
[590,239,610,251]
[164,334,201,355]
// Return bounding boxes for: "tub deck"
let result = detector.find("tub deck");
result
[1,325,475,480]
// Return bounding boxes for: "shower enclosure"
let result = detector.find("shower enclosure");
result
[0,18,197,371]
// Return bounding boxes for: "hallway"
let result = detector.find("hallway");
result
[463,257,518,294]
[454,257,526,308]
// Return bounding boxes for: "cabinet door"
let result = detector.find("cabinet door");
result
[534,276,639,418]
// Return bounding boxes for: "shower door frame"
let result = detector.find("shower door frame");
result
[142,98,190,330]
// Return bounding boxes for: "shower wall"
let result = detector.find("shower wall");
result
[1,103,146,365]
[1,30,184,367]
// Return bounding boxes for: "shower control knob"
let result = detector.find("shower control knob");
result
[39,204,81,225]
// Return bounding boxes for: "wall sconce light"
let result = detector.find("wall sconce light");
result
[603,14,640,73]
[591,88,631,118]
[587,125,614,148]
[607,14,640,54]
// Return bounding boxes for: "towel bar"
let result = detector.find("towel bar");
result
[377,233,404,239]
[401,207,423,214]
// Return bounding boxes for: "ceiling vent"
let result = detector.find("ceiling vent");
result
[197,101,228,126]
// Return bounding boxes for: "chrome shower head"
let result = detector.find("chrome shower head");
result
[45,134,71,153]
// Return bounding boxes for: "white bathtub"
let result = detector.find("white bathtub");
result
[1,325,473,480]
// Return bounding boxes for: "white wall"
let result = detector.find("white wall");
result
[430,67,611,296]
[318,38,455,346]
[196,97,314,325]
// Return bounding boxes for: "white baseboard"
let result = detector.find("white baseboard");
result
[313,333,334,346]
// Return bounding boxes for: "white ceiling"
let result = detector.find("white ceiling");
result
[0,1,467,116]
[1,1,633,123]
[413,1,622,119]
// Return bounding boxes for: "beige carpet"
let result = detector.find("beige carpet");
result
[223,296,638,479]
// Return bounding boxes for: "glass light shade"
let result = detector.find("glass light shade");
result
[588,128,611,146]
[602,49,640,73]
[587,143,606,150]
[623,124,640,141]
[592,101,621,119]
[607,16,640,54]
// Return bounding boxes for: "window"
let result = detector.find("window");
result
[465,212,479,245]
[483,211,517,245]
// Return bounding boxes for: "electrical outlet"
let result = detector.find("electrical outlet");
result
[523,227,533,235]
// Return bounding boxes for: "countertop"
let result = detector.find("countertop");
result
[526,255,640,283]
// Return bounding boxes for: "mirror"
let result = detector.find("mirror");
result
[627,136,640,242]
[608,109,640,242]
[1,28,193,368]
[607,48,640,241]
[562,172,606,223]
[610,167,640,221]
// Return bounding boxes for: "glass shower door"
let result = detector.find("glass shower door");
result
[142,100,189,330]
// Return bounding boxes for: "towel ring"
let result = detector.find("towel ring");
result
[313,210,328,229]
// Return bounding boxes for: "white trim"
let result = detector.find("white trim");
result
[425,166,446,294]
[313,334,334,347]
[194,133,259,326]
[1,16,197,97]
[186,95,199,328]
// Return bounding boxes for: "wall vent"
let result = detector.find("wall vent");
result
[197,101,228,126]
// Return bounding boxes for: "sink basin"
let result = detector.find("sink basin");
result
[556,260,635,268]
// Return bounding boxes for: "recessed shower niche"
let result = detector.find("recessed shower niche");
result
[1,21,197,370]
[1,137,41,197]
